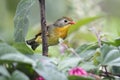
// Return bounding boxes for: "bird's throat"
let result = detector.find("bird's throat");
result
[55,25,70,39]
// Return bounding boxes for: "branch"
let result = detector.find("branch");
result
[38,0,48,56]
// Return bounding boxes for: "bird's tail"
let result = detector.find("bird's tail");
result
[26,38,39,50]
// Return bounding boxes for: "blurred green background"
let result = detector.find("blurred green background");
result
[0,0,19,43]
[0,0,120,55]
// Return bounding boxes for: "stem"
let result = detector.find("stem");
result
[39,0,48,56]
[90,27,102,47]
[104,65,109,77]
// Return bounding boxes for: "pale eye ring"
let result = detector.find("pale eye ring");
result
[64,20,68,23]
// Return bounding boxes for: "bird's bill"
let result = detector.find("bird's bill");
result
[69,21,75,24]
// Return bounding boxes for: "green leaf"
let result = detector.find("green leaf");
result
[0,42,35,66]
[14,0,35,42]
[100,44,113,62]
[13,42,33,54]
[10,70,29,80]
[114,38,120,46]
[0,53,36,67]
[75,43,98,61]
[112,66,120,75]
[101,40,115,46]
[58,57,82,71]
[34,59,68,80]
[0,66,10,78]
[80,62,96,71]
[68,76,94,80]
[103,50,120,64]
[100,44,120,66]
[68,16,101,35]
[0,76,8,80]
[0,43,19,56]
[76,43,98,54]
[102,37,120,47]
[15,63,34,78]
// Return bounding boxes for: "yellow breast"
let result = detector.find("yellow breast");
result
[54,25,70,39]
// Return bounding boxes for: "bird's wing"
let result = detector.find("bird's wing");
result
[35,26,49,38]
[35,32,42,38]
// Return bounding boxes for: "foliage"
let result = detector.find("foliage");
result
[0,0,120,80]
[68,76,94,80]
[14,0,35,42]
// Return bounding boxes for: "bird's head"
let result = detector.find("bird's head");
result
[53,17,75,27]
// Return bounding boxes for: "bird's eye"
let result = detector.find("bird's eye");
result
[64,20,68,23]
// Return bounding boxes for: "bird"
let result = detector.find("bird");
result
[26,17,75,50]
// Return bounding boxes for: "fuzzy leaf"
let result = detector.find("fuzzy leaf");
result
[0,53,36,67]
[0,76,7,80]
[100,44,120,66]
[14,0,35,42]
[58,57,82,71]
[0,43,19,56]
[34,59,68,80]
[10,70,29,80]
[0,66,10,78]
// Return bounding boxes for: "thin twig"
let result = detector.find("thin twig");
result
[90,27,102,47]
[39,0,48,56]
[104,65,109,77]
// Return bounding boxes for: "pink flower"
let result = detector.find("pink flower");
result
[35,75,45,80]
[68,67,88,76]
